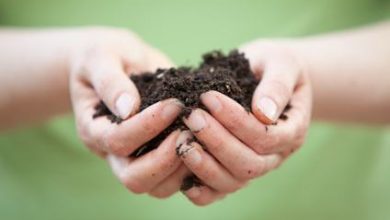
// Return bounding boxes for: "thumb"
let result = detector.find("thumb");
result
[241,45,301,124]
[87,52,141,120]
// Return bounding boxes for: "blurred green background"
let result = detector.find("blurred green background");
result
[0,0,389,219]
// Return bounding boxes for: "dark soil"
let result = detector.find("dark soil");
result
[93,50,290,157]
[180,174,203,191]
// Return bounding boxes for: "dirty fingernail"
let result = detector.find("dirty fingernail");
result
[161,99,183,120]
[187,110,207,132]
[185,147,202,165]
[176,130,193,148]
[257,97,277,121]
[201,92,222,112]
[116,93,135,119]
[176,143,193,157]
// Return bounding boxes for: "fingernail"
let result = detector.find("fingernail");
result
[176,143,194,157]
[184,147,202,165]
[201,92,222,112]
[186,186,201,198]
[161,99,183,120]
[176,130,193,149]
[187,110,206,132]
[116,93,135,119]
[257,97,277,121]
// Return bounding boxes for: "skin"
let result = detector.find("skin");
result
[177,21,390,205]
[0,27,186,197]
[0,22,389,206]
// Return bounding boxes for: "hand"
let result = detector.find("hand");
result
[176,41,312,206]
[69,27,186,196]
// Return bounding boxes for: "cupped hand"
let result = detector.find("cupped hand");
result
[69,27,188,197]
[176,41,312,206]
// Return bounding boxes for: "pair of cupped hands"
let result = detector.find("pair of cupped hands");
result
[70,28,312,206]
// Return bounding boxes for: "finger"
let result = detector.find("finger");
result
[200,90,272,154]
[106,130,183,194]
[102,98,183,156]
[83,51,141,120]
[240,45,301,124]
[148,131,193,198]
[148,164,191,199]
[265,77,312,155]
[183,185,225,206]
[177,141,244,193]
[183,109,281,180]
[73,82,182,157]
[201,90,299,154]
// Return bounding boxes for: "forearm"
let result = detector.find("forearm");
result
[0,28,83,130]
[291,22,390,124]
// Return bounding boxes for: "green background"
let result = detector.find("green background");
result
[0,0,390,219]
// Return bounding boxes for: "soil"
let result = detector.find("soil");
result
[93,50,290,157]
[180,174,203,191]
